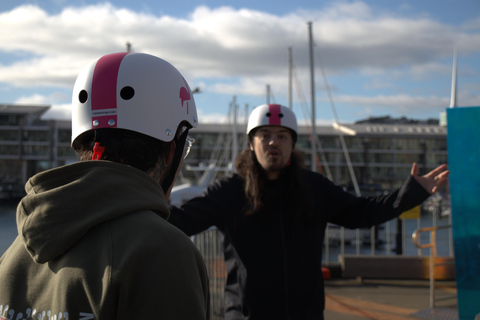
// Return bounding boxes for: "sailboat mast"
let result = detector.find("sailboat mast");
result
[449,47,457,108]
[232,96,238,166]
[308,21,317,172]
[288,47,293,109]
[266,85,271,105]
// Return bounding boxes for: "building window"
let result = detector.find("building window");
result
[23,130,49,142]
[58,129,72,143]
[0,115,21,125]
[0,130,20,141]
[22,145,49,156]
[0,145,19,155]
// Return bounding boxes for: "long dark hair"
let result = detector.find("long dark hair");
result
[235,148,312,222]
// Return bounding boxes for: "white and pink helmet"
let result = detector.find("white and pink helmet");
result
[247,104,298,140]
[71,52,198,148]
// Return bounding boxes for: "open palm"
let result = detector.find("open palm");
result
[411,163,449,194]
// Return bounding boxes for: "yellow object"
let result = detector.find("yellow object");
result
[400,206,421,219]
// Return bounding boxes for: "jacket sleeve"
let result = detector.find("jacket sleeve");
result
[168,175,243,236]
[316,173,431,229]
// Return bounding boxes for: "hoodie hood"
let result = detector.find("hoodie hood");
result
[17,160,169,264]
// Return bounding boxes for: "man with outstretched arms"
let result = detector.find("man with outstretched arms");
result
[169,103,448,320]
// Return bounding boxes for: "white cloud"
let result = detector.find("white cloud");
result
[0,2,479,121]
[409,62,452,80]
[335,93,450,116]
[41,103,72,120]
[14,92,72,120]
[197,109,229,124]
[1,3,477,81]
[15,93,49,104]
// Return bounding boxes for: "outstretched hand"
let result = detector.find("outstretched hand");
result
[411,163,449,195]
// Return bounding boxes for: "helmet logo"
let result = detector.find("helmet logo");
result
[179,78,192,114]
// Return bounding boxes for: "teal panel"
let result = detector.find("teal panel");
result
[446,107,480,320]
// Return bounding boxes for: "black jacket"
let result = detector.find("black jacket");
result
[169,170,430,320]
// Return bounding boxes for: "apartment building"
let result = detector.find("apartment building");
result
[0,104,447,199]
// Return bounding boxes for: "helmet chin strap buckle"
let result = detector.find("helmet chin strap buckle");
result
[92,142,105,160]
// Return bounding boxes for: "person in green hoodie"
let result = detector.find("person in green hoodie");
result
[0,52,210,320]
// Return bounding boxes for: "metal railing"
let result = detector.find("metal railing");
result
[192,228,227,320]
[412,225,456,308]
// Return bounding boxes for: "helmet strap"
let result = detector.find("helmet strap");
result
[161,128,189,194]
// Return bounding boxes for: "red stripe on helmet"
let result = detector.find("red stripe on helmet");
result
[91,52,129,129]
[268,104,282,126]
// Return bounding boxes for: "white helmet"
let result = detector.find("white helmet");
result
[247,104,298,139]
[71,52,198,148]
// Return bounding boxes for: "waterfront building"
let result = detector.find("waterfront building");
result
[186,121,447,193]
[0,105,76,199]
[0,104,447,199]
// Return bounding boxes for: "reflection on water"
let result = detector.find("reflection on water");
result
[0,202,19,256]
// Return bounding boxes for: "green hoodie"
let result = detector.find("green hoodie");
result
[0,161,210,320]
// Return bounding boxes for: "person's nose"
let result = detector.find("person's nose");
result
[268,135,279,146]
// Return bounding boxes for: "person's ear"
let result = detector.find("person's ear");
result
[249,142,254,151]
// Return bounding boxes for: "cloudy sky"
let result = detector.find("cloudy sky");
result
[0,0,479,125]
